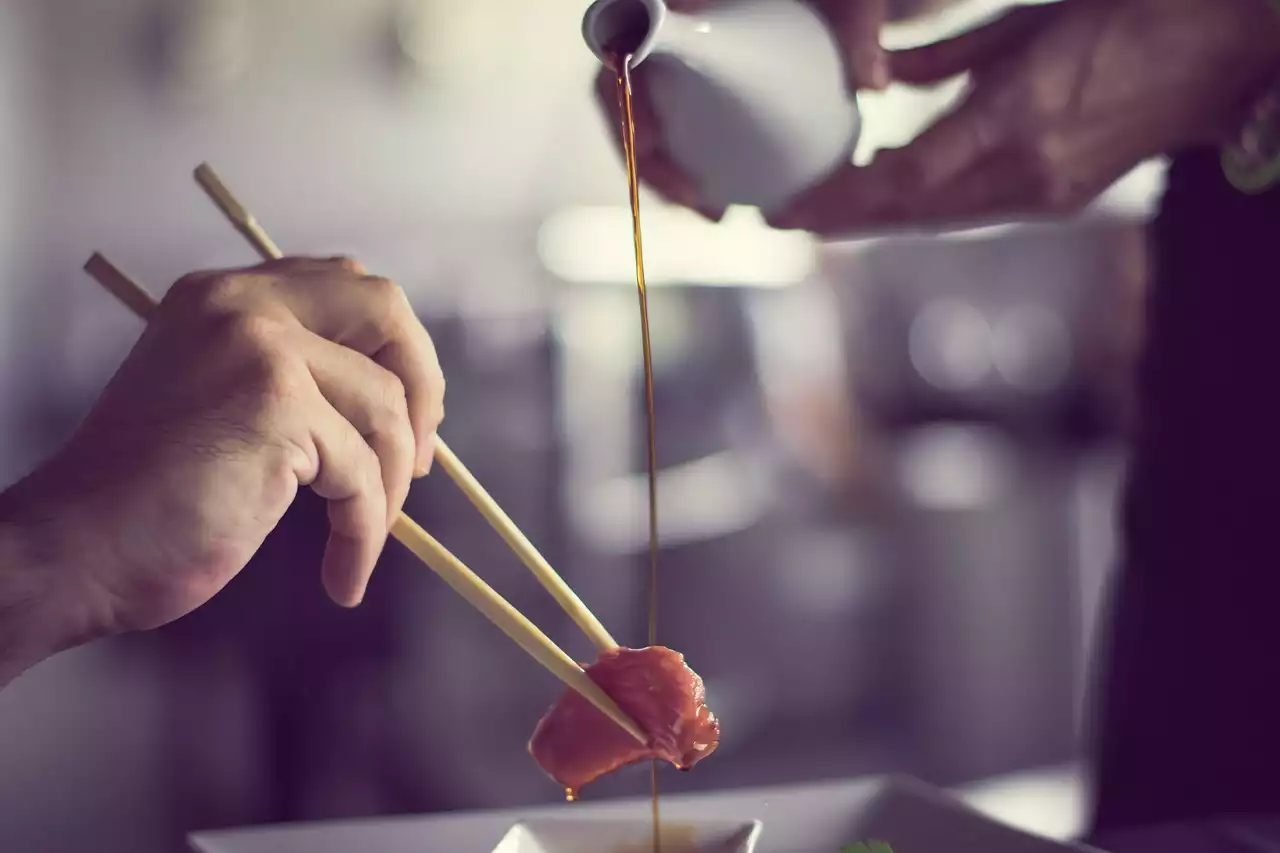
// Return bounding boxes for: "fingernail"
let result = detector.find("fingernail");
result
[672,186,702,211]
[696,203,728,222]
[659,174,706,213]
[350,560,373,607]
[632,130,658,160]
[768,208,800,230]
[415,432,438,478]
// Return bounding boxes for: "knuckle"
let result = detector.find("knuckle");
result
[216,314,302,402]
[167,271,212,302]
[373,369,412,433]
[167,270,247,314]
[359,440,387,493]
[1029,78,1066,119]
[222,310,281,351]
[256,355,305,408]
[265,444,301,492]
[330,255,366,275]
[363,274,403,305]
[1027,137,1082,214]
[362,275,410,328]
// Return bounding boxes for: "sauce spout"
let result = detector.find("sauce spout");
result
[582,0,666,67]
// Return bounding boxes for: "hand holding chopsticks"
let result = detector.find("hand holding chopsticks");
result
[192,163,618,655]
[80,165,645,746]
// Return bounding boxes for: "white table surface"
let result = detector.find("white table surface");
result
[958,765,1085,840]
[187,759,1280,853]
[189,769,1094,853]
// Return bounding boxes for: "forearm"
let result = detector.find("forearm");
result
[1091,149,1280,830]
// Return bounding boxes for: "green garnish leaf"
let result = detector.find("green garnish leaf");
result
[841,841,893,853]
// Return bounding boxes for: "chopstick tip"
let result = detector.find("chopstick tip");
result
[193,162,249,222]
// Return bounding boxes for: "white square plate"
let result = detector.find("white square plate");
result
[493,818,762,853]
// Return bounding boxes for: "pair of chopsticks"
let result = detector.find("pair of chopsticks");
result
[83,163,646,746]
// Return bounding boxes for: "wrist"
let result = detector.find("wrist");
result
[0,485,109,687]
[0,517,57,686]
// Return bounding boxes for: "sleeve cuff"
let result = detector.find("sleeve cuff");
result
[1224,6,1280,193]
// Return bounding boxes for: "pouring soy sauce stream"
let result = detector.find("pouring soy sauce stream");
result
[607,48,664,853]
[581,2,860,850]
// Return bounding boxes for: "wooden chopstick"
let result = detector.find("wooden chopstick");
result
[82,252,647,747]
[192,163,618,654]
[192,164,282,262]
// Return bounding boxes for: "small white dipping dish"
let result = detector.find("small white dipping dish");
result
[492,818,763,853]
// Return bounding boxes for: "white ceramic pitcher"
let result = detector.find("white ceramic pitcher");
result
[582,0,860,216]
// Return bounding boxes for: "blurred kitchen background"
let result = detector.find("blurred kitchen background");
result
[0,0,1160,851]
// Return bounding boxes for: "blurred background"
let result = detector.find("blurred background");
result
[0,0,1160,850]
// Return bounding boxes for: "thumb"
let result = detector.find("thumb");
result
[890,4,1053,86]
[820,0,891,90]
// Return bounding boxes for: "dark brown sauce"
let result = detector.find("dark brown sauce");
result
[611,50,662,853]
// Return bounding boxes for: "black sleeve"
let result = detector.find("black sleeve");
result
[1090,147,1280,834]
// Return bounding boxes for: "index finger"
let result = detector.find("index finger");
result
[264,263,446,477]
[771,97,999,235]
